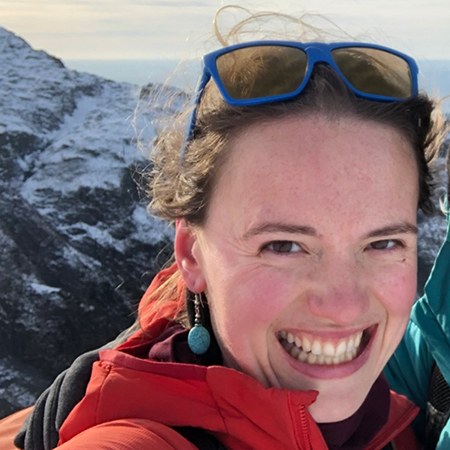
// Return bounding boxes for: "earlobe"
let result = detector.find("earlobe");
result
[174,219,206,293]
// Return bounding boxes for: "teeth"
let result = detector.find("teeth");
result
[302,336,312,352]
[280,329,366,366]
[335,341,347,357]
[323,342,335,357]
[347,337,355,353]
[332,356,341,364]
[281,340,291,352]
[311,340,322,355]
[299,350,308,362]
[290,345,300,358]
[287,332,295,344]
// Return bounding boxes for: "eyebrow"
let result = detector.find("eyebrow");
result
[363,222,418,239]
[242,221,418,240]
[243,222,318,240]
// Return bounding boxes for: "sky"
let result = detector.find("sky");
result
[1,0,450,93]
[2,0,450,60]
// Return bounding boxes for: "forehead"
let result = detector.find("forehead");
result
[211,116,419,230]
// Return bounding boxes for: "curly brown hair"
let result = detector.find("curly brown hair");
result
[150,65,445,225]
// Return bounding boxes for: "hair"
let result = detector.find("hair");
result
[141,7,449,328]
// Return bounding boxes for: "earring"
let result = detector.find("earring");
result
[187,293,211,355]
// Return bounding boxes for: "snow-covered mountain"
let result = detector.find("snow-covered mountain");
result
[0,26,186,417]
[0,26,448,419]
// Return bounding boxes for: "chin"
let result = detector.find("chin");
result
[272,328,385,423]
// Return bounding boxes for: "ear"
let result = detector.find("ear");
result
[174,219,207,293]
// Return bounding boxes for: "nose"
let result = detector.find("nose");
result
[306,258,370,326]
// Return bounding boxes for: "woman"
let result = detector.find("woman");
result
[3,10,448,450]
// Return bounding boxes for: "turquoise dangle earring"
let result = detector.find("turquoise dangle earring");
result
[188,293,211,355]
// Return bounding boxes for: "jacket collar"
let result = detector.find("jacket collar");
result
[96,340,418,450]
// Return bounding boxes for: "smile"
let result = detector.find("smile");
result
[278,329,369,365]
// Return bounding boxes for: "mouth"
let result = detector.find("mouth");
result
[278,327,374,366]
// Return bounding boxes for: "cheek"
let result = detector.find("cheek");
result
[209,268,295,337]
[376,269,417,319]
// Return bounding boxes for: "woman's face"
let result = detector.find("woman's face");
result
[175,116,419,423]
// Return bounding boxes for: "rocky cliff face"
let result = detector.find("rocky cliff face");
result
[0,26,182,417]
[0,26,448,419]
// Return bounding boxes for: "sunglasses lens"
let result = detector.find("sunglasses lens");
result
[331,47,413,99]
[216,45,307,100]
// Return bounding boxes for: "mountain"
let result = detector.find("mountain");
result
[0,26,185,418]
[0,26,448,419]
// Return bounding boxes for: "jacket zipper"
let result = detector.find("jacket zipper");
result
[299,406,312,450]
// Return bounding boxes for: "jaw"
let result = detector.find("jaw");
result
[266,324,379,400]
[270,325,381,422]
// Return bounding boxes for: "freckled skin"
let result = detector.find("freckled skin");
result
[176,115,419,423]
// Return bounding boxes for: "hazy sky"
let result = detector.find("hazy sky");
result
[1,0,450,61]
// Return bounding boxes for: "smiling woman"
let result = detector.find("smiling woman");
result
[136,8,445,446]
[2,6,449,450]
[185,116,421,423]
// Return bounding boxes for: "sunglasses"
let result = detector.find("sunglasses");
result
[181,41,419,161]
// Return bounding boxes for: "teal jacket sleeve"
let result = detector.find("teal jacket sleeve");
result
[385,214,450,447]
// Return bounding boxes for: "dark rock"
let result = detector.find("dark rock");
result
[0,26,175,418]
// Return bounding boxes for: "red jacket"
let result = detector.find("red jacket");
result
[55,337,420,450]
[53,265,421,450]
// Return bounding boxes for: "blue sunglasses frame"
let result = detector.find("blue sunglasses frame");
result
[181,40,419,162]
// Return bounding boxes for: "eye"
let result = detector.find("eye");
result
[368,239,402,250]
[262,240,302,254]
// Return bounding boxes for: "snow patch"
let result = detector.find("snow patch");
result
[29,283,61,295]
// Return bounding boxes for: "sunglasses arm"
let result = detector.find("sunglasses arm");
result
[179,68,212,164]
